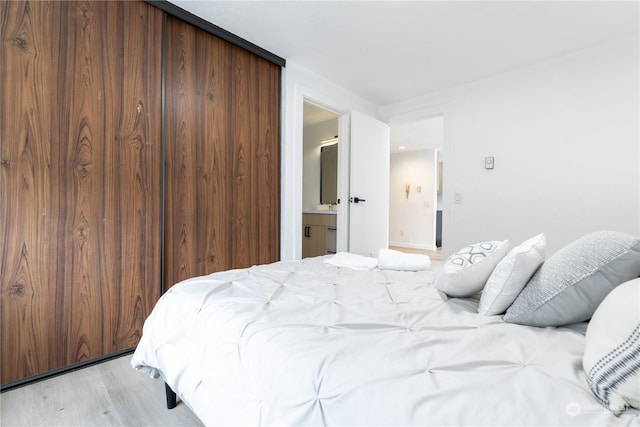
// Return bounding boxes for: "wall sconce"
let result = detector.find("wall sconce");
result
[405,183,410,199]
[321,136,339,147]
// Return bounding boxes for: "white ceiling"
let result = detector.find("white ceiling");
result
[170,1,638,107]
[390,114,443,153]
[303,101,339,127]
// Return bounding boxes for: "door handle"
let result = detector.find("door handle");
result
[350,197,366,204]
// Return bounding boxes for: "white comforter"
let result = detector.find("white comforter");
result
[132,256,640,426]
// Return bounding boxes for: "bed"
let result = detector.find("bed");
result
[132,232,640,426]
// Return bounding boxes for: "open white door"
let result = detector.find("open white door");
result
[348,111,390,256]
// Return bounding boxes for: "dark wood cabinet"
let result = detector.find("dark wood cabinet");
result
[1,1,281,386]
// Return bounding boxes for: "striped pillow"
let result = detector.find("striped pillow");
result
[583,278,640,415]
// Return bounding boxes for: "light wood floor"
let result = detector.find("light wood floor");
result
[388,245,443,261]
[0,355,203,427]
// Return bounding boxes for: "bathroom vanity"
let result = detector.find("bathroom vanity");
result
[302,211,337,258]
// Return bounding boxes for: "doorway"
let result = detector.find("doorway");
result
[388,114,444,259]
[302,100,340,258]
[301,102,391,257]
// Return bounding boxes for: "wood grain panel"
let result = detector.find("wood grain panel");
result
[0,0,64,384]
[1,1,162,385]
[255,57,281,264]
[164,18,191,287]
[164,16,242,283]
[194,26,234,275]
[1,0,279,384]
[231,48,281,268]
[101,0,163,352]
[164,17,280,289]
[230,47,254,267]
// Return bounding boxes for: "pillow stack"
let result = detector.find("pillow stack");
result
[435,230,640,416]
[434,233,548,312]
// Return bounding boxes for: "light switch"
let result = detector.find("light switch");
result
[454,192,463,204]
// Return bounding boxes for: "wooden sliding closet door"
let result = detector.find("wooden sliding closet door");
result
[164,17,280,289]
[0,1,163,384]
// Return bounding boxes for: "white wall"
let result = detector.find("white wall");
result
[303,119,338,211]
[389,150,437,250]
[381,36,640,256]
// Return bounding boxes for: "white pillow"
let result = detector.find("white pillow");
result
[434,240,509,297]
[478,234,545,315]
[583,278,640,415]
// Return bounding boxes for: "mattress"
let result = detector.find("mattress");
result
[132,256,640,426]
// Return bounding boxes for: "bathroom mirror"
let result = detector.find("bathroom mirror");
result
[320,143,338,205]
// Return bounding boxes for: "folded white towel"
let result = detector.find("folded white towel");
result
[377,248,431,271]
[323,252,378,271]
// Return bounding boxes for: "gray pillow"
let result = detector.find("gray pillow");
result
[504,231,640,327]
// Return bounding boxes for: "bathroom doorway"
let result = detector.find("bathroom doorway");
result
[302,100,340,258]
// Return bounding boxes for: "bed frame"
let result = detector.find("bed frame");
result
[165,383,177,409]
